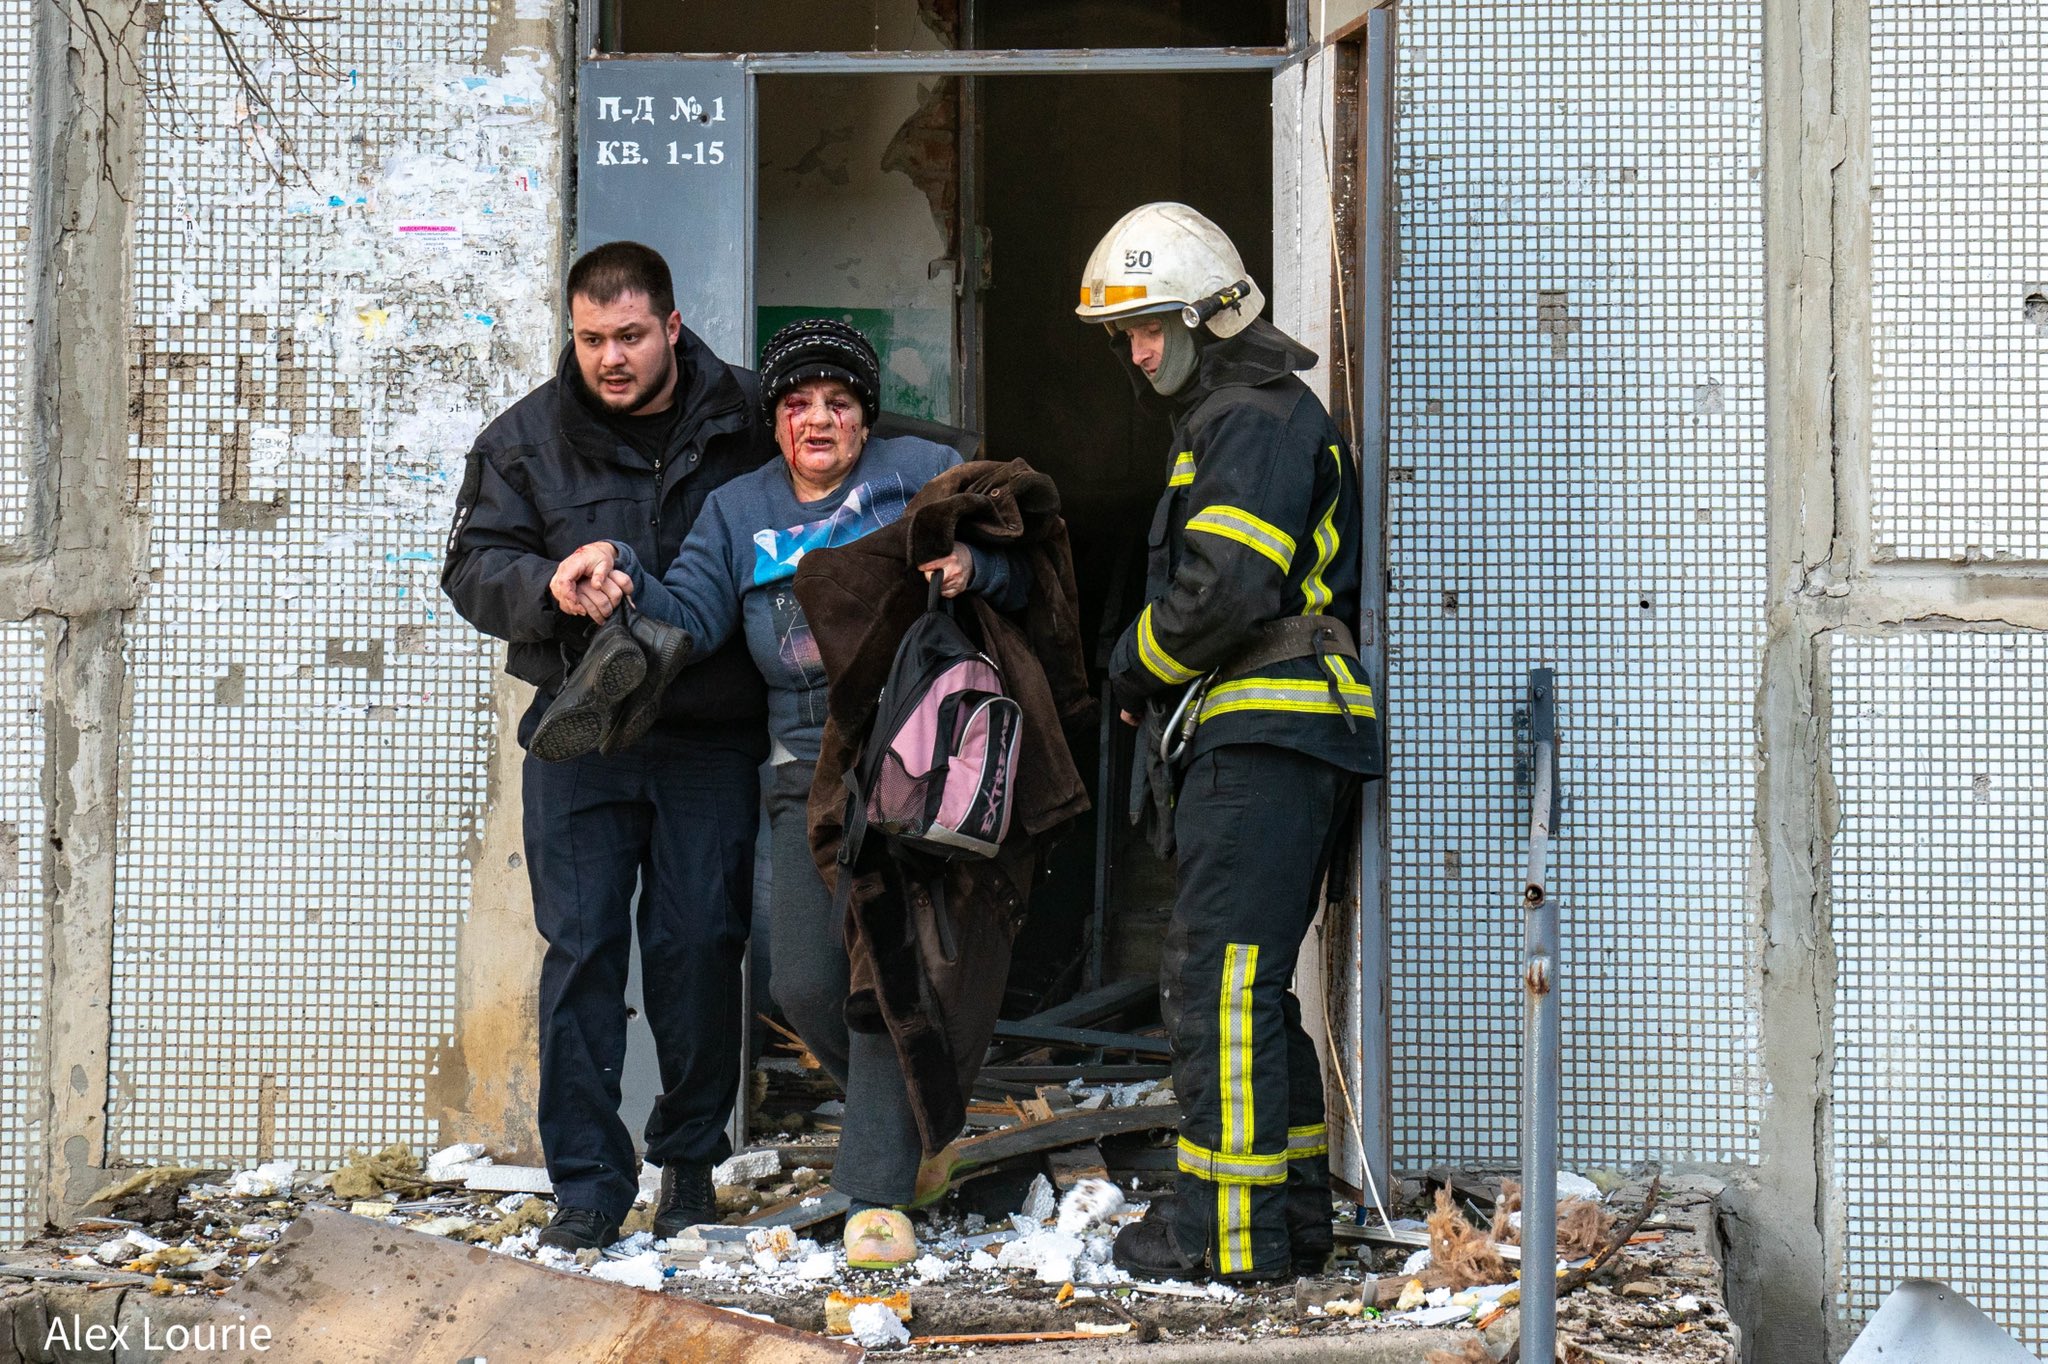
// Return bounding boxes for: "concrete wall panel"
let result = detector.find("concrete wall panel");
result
[1387,0,1767,1167]
[0,621,46,1246]
[1869,6,2048,562]
[1827,629,2048,1347]
[0,4,31,546]
[109,1,560,1168]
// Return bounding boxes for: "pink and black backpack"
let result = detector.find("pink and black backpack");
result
[840,574,1022,864]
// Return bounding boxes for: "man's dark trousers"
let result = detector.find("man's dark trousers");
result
[1162,743,1359,1279]
[521,724,758,1225]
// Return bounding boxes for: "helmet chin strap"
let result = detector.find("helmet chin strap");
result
[1145,320,1200,396]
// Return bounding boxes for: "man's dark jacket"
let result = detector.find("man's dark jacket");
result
[442,327,773,742]
[793,460,1093,1154]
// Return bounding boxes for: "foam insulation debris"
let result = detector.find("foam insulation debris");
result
[3,1119,1733,1358]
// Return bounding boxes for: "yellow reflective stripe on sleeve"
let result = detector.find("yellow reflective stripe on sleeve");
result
[1168,451,1197,487]
[1135,605,1199,685]
[1176,1135,1288,1183]
[1300,445,1343,613]
[1287,1123,1329,1160]
[1186,505,1296,572]
[1198,676,1378,723]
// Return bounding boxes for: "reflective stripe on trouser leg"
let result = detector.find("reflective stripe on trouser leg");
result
[1164,746,1350,1277]
[1217,941,1257,1275]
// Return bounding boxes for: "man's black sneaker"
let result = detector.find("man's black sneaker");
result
[529,613,647,762]
[652,1162,717,1239]
[536,1205,621,1252]
[598,603,693,756]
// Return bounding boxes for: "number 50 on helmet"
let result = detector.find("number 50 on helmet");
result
[1074,202,1266,340]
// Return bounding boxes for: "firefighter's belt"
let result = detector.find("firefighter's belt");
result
[1215,615,1360,680]
[1213,615,1364,732]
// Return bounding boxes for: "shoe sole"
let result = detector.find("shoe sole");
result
[599,624,691,756]
[530,634,648,762]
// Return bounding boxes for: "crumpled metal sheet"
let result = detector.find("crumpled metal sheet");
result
[172,1205,861,1364]
[1841,1280,2038,1364]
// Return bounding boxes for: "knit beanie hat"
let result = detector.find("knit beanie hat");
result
[758,317,882,426]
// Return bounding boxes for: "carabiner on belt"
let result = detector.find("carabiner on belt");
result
[1160,671,1215,767]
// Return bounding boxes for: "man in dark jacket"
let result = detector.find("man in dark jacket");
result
[442,241,772,1251]
[1076,204,1386,1284]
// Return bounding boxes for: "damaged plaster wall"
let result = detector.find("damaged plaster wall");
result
[755,68,957,423]
[106,0,564,1174]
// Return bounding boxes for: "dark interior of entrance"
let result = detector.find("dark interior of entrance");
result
[749,64,1270,1014]
[979,72,1272,1007]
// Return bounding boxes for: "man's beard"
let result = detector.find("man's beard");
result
[592,356,674,414]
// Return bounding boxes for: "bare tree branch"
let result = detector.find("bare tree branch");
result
[76,0,346,189]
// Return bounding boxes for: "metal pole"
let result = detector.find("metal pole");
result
[1520,667,1559,1359]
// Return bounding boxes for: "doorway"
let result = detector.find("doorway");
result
[747,67,1271,1004]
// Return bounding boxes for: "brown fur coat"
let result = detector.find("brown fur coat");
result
[792,459,1093,1152]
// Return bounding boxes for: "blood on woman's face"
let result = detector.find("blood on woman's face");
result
[775,380,868,498]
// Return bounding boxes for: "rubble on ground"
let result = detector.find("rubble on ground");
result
[0,1069,1734,1359]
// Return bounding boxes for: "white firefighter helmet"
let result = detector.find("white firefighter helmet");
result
[1074,202,1265,339]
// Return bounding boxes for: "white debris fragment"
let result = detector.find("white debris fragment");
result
[535,1244,579,1270]
[588,1250,666,1291]
[912,1253,952,1283]
[1055,1179,1127,1235]
[1204,1280,1240,1302]
[713,1150,781,1185]
[794,1251,838,1281]
[847,1300,912,1349]
[425,1142,490,1180]
[1401,1247,1432,1276]
[228,1161,298,1198]
[746,1226,797,1258]
[635,1161,662,1206]
[1672,1293,1702,1312]
[1399,1303,1472,1327]
[998,1230,1085,1284]
[92,1238,136,1266]
[1020,1173,1058,1224]
[1426,1287,1452,1308]
[968,1249,999,1271]
[1556,1171,1603,1203]
[462,1165,552,1194]
[496,1192,534,1214]
[613,1232,656,1255]
[411,1216,474,1238]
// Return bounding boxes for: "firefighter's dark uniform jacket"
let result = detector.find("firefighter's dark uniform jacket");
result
[1107,318,1384,777]
[442,329,771,743]
[1106,316,1381,1281]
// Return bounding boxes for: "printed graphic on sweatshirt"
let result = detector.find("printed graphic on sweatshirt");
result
[768,586,830,724]
[750,473,915,587]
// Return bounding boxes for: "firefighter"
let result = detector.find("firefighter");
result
[1077,202,1386,1283]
